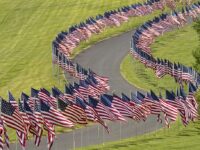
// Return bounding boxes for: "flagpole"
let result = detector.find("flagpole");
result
[52,42,56,77]
[98,124,100,137]
[102,126,104,146]
[58,53,61,85]
[120,121,122,140]
[52,44,55,77]
[55,136,57,150]
[87,126,89,147]
[15,137,17,150]
[81,128,83,149]
[73,129,75,150]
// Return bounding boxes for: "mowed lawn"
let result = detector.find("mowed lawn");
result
[80,119,200,150]
[79,23,200,150]
[121,24,199,93]
[97,23,200,150]
[0,0,165,141]
[0,0,146,99]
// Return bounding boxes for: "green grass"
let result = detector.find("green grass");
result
[79,21,200,150]
[0,0,165,142]
[1,0,163,142]
[121,24,199,93]
[81,91,200,150]
[80,119,200,150]
[0,0,149,99]
[71,10,163,57]
[0,0,197,143]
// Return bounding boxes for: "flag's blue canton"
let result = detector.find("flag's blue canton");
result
[58,99,68,111]
[1,99,15,116]
[65,85,73,95]
[88,96,98,108]
[8,92,15,102]
[21,92,29,102]
[34,102,41,112]
[76,97,86,109]
[122,93,130,102]
[18,101,25,112]
[41,88,51,97]
[52,87,63,98]
[40,101,50,112]
[101,95,112,107]
[150,90,159,101]
[31,88,39,98]
[24,101,32,112]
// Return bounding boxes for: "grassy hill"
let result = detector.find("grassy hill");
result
[0,0,166,141]
[121,24,199,93]
[79,21,200,150]
[91,21,200,150]
[0,0,147,98]
[1,0,199,145]
[80,119,200,150]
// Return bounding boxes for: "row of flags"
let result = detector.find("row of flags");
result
[51,0,167,87]
[131,3,200,86]
[53,48,110,83]
[0,1,197,150]
[49,1,200,150]
[52,0,165,58]
[0,83,198,150]
[50,1,200,150]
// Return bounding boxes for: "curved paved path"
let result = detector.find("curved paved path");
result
[9,31,163,150]
[74,31,135,95]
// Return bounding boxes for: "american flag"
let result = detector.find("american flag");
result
[112,94,134,118]
[89,96,114,121]
[123,93,142,120]
[40,100,74,128]
[38,88,57,109]
[35,101,55,150]
[58,98,87,125]
[30,88,40,110]
[0,118,9,150]
[156,59,166,78]
[52,86,66,102]
[23,100,43,147]
[64,85,75,101]
[76,97,109,132]
[136,91,151,117]
[18,101,30,130]
[75,63,87,80]
[9,92,29,149]
[89,69,109,83]
[188,83,198,111]
[182,92,198,121]
[18,101,30,147]
[166,90,188,126]
[88,75,107,93]
[0,118,4,150]
[0,119,3,150]
[0,98,27,148]
[80,80,99,99]
[101,94,126,121]
[9,92,30,126]
[144,91,162,123]
[78,81,90,99]
[8,92,18,108]
[159,98,178,127]
[131,93,150,121]
[76,97,96,121]
[73,83,85,100]
[31,88,39,98]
